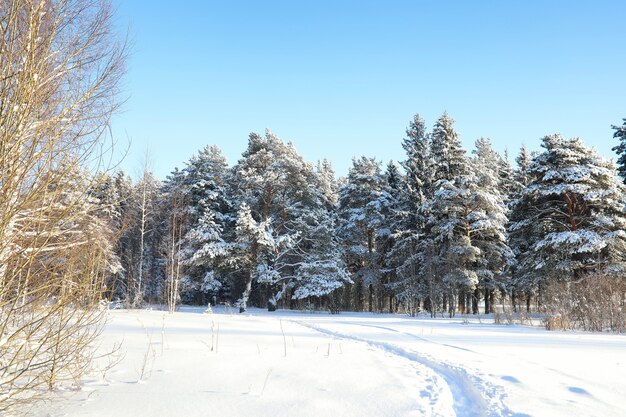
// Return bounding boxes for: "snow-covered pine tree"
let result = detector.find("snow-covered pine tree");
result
[179,145,235,304]
[291,203,351,307]
[388,115,434,314]
[510,135,626,309]
[316,159,339,208]
[337,156,391,311]
[291,160,351,309]
[419,113,490,317]
[90,172,125,298]
[471,138,513,314]
[508,145,536,311]
[512,145,532,196]
[377,161,402,312]
[109,171,136,304]
[231,130,349,312]
[497,148,515,202]
[402,114,431,213]
[232,202,282,311]
[611,118,626,182]
[418,113,468,315]
[430,112,467,184]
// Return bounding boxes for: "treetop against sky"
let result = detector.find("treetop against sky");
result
[111,0,625,178]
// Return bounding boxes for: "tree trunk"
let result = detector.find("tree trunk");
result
[239,270,253,313]
[484,288,491,315]
[458,289,466,314]
[448,291,456,318]
[472,288,480,314]
[512,291,517,313]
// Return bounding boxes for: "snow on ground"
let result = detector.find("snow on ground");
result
[33,306,626,417]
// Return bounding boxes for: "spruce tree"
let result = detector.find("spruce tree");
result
[390,114,433,315]
[420,113,474,316]
[430,112,466,184]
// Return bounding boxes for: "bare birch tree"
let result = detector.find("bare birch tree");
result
[0,0,125,413]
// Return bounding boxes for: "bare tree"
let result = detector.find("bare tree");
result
[0,0,126,413]
[165,187,187,314]
[132,151,157,308]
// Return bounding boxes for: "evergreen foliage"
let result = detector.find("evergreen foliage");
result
[101,115,626,322]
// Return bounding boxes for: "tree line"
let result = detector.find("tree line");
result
[99,114,626,332]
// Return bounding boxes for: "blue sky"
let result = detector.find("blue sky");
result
[111,1,626,178]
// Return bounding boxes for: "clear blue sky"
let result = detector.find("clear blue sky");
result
[111,0,626,179]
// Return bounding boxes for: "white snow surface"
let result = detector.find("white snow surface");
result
[33,307,626,417]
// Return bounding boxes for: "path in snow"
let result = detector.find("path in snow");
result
[289,313,626,417]
[292,320,515,417]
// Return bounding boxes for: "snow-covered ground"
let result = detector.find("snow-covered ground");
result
[34,306,626,417]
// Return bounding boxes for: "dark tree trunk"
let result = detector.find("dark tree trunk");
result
[356,280,363,311]
[448,291,456,318]
[458,290,466,314]
[484,288,491,314]
[472,288,480,314]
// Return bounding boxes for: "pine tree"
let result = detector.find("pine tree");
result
[497,148,515,201]
[418,114,511,317]
[508,145,535,311]
[337,157,390,311]
[377,161,402,312]
[109,171,136,304]
[231,130,349,311]
[291,204,351,303]
[292,161,351,307]
[316,159,339,208]
[510,135,626,308]
[512,145,532,196]
[419,113,472,316]
[611,118,626,182]
[179,145,235,304]
[471,138,513,314]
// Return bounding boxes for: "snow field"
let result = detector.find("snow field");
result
[34,307,626,417]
